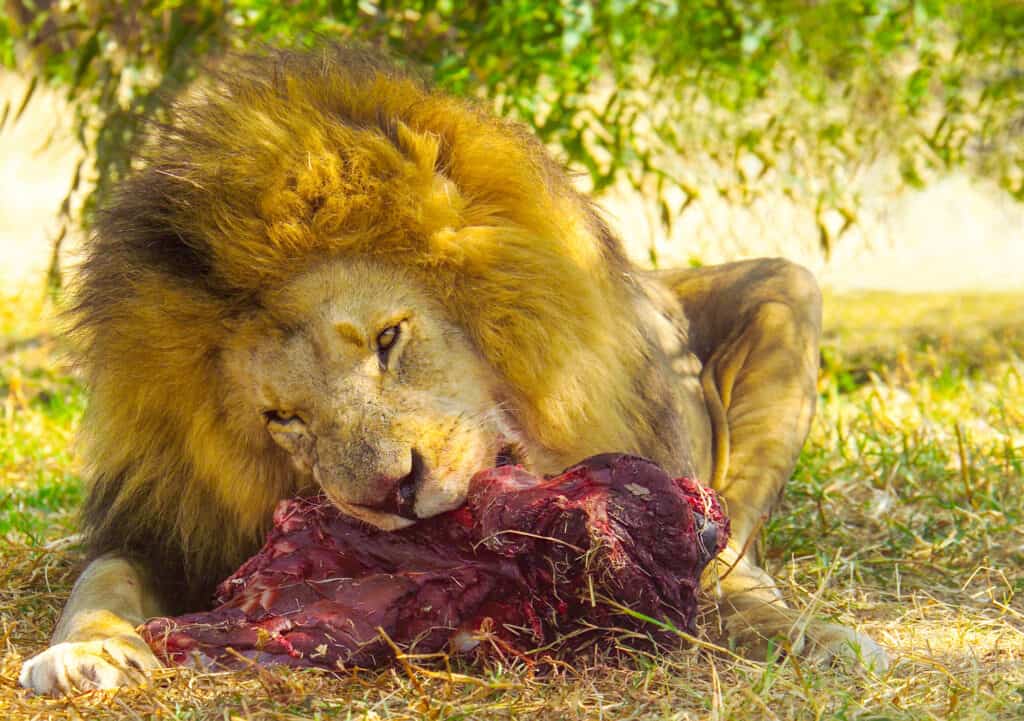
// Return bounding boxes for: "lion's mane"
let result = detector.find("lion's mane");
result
[71,46,666,609]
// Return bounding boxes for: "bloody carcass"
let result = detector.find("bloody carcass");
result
[141,453,728,671]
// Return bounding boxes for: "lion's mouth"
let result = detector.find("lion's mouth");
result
[494,446,516,468]
[495,442,523,468]
[382,444,519,518]
[327,440,525,530]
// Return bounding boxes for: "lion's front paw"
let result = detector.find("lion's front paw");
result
[19,634,163,695]
[721,603,889,674]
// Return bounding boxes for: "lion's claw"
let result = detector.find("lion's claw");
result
[19,635,163,695]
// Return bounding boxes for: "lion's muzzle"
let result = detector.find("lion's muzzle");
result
[346,448,423,519]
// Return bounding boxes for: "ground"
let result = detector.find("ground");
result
[0,289,1021,720]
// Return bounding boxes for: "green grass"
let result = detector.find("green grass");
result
[1,290,1022,720]
[0,297,84,543]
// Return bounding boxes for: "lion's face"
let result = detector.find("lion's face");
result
[221,259,519,530]
[75,48,662,592]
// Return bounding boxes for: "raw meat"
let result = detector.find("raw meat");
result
[140,453,728,671]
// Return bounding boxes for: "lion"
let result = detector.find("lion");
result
[20,46,886,694]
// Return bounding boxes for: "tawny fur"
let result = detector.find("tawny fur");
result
[69,46,687,610]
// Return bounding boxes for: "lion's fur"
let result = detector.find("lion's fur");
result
[70,46,693,609]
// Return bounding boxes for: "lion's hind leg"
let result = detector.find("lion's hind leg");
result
[669,258,888,672]
[704,544,889,672]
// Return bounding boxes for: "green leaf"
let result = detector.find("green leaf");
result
[72,32,101,91]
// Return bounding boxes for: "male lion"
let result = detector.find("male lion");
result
[21,46,886,694]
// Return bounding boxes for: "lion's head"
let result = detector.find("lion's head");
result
[220,258,518,531]
[70,46,690,608]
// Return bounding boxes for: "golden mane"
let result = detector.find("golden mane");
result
[70,46,657,607]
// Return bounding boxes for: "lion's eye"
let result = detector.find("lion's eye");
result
[263,410,301,425]
[377,325,400,351]
[376,323,402,368]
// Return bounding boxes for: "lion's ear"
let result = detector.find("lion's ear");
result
[394,120,440,175]
[427,227,466,266]
[392,120,469,239]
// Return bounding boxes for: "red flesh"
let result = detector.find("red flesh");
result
[141,454,728,671]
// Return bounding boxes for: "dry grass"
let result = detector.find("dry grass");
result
[1,289,1022,720]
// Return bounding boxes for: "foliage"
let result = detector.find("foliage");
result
[2,1,1023,263]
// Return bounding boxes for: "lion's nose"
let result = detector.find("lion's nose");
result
[361,449,423,518]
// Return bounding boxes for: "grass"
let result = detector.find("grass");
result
[0,289,1022,720]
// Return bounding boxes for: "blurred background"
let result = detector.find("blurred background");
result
[1,0,1023,296]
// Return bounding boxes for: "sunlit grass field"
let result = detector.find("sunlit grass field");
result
[1,290,1021,720]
